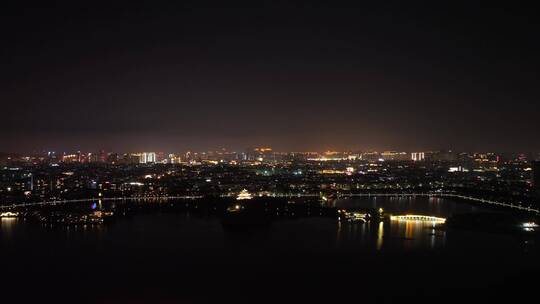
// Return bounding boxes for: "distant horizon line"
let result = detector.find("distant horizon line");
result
[1,149,540,155]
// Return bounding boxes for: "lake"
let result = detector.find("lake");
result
[0,197,538,303]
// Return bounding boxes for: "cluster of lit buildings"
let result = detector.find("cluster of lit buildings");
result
[2,148,538,167]
[1,148,540,208]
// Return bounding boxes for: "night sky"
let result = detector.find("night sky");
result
[1,2,539,153]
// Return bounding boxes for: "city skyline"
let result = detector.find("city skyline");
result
[2,3,540,303]
[2,146,540,156]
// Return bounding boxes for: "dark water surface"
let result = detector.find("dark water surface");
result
[1,197,538,303]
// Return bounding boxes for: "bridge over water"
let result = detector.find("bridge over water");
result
[390,215,447,223]
[1,192,538,214]
[272,192,540,214]
[0,196,202,210]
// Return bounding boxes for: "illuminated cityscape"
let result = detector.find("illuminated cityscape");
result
[1,148,540,207]
[1,147,540,302]
[2,2,540,304]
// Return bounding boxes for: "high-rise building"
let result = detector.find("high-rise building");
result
[411,152,425,161]
[168,154,182,164]
[139,152,157,164]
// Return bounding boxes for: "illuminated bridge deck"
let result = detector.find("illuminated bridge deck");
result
[390,215,446,223]
[1,192,538,215]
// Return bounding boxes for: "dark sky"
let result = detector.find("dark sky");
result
[1,1,539,153]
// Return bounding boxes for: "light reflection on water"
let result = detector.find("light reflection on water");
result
[0,198,536,303]
[333,196,474,250]
[335,219,446,251]
[0,217,17,238]
[377,221,384,250]
[0,197,505,252]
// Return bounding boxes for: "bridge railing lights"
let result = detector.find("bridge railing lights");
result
[390,215,446,224]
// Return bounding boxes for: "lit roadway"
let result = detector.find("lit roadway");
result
[0,193,538,214]
[274,192,540,214]
[0,196,202,210]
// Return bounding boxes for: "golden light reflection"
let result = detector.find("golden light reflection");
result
[1,217,17,235]
[405,221,414,240]
[377,221,384,250]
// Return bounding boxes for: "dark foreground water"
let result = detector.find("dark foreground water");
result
[1,197,538,304]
